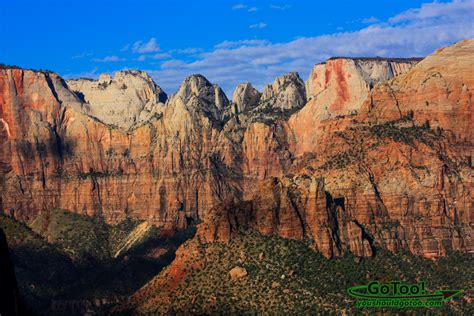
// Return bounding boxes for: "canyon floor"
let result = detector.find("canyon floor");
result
[1,211,473,315]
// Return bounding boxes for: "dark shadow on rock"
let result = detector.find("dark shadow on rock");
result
[0,228,22,315]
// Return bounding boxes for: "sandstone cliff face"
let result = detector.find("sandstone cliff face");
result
[0,68,235,229]
[361,40,473,142]
[170,74,229,122]
[198,177,373,258]
[1,40,473,259]
[259,72,306,111]
[283,40,473,258]
[199,40,473,258]
[305,57,419,117]
[67,70,167,130]
[231,82,260,114]
[289,57,419,154]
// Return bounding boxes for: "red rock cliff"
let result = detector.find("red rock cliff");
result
[0,39,472,258]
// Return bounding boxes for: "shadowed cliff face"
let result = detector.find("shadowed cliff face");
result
[0,39,473,258]
[0,228,20,316]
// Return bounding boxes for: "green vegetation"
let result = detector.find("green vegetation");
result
[248,104,301,125]
[0,214,45,247]
[0,215,78,311]
[380,219,401,230]
[3,211,472,315]
[369,119,440,147]
[319,148,365,170]
[108,218,144,254]
[319,117,447,172]
[147,230,473,315]
[77,169,124,179]
[29,209,111,261]
[53,167,71,179]
[1,210,196,314]
[122,148,130,157]
[54,167,127,180]
[97,81,109,90]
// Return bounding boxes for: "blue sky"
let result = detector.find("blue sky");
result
[1,0,473,95]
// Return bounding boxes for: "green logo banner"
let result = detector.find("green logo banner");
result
[347,281,462,308]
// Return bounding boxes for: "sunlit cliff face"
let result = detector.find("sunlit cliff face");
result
[1,39,473,260]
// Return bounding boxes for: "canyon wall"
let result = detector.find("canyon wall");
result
[68,70,167,130]
[0,39,472,258]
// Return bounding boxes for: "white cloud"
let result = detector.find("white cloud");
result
[215,39,270,49]
[132,38,160,53]
[145,1,474,95]
[389,0,474,23]
[160,59,187,68]
[232,4,247,10]
[93,55,125,62]
[172,47,203,54]
[233,4,258,12]
[78,1,472,96]
[270,4,291,10]
[361,16,379,24]
[249,22,267,29]
[71,51,93,59]
[137,53,171,61]
[63,67,99,80]
[152,53,171,59]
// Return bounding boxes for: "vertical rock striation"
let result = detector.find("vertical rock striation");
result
[231,82,260,114]
[260,72,307,111]
[1,39,473,258]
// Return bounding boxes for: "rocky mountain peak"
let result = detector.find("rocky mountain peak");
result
[172,74,229,121]
[232,82,261,114]
[115,69,153,79]
[303,57,419,119]
[0,40,472,280]
[177,75,226,102]
[213,84,229,110]
[260,72,307,111]
[98,73,113,82]
[67,70,167,130]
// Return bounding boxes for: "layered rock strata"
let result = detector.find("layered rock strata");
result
[1,39,473,258]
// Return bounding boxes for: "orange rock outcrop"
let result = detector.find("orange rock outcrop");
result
[1,39,472,258]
